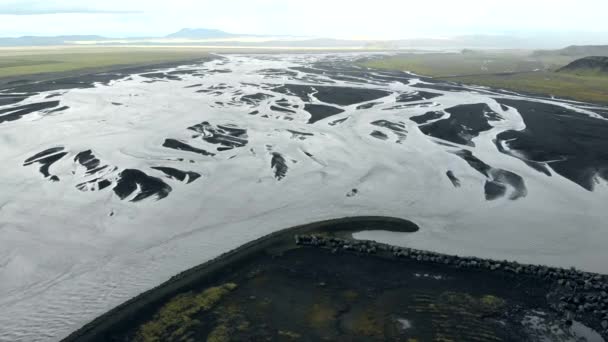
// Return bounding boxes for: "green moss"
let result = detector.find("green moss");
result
[351,311,385,338]
[207,298,251,341]
[206,324,230,342]
[307,302,337,329]
[438,292,504,316]
[341,290,359,302]
[278,330,302,339]
[134,283,237,342]
[480,295,505,311]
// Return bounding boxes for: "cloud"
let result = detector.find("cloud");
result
[0,9,141,15]
[0,1,141,15]
[0,0,607,39]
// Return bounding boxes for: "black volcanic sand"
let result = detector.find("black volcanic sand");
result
[356,101,382,110]
[23,146,202,201]
[271,152,288,180]
[453,150,527,200]
[0,100,61,124]
[397,91,442,102]
[270,105,296,114]
[63,217,607,342]
[273,84,390,106]
[370,130,389,140]
[410,110,445,125]
[241,93,273,105]
[23,147,68,180]
[594,108,608,120]
[370,120,407,143]
[495,99,608,191]
[446,170,461,187]
[328,117,348,126]
[74,150,106,176]
[188,122,249,150]
[304,104,345,124]
[163,139,216,157]
[418,103,496,147]
[151,167,201,184]
[0,94,27,106]
[113,169,172,202]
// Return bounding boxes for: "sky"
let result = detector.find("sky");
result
[0,0,607,39]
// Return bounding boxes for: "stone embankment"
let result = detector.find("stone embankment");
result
[295,234,608,337]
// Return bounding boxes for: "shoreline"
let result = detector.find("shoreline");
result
[62,216,608,341]
[61,216,416,341]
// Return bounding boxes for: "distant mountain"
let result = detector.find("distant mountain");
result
[166,28,238,39]
[557,56,608,75]
[534,45,608,57]
[0,31,606,49]
[558,45,608,56]
[0,35,106,46]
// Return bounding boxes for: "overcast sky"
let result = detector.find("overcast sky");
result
[0,0,607,39]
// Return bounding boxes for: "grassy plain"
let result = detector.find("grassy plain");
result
[450,72,608,104]
[0,47,211,79]
[362,52,608,104]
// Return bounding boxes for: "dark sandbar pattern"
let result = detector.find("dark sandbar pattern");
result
[495,99,608,191]
[419,103,494,146]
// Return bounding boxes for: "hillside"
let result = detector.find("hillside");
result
[166,28,237,39]
[0,35,106,46]
[362,52,608,104]
[558,56,608,75]
[534,45,608,57]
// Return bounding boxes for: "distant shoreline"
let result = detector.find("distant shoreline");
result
[61,216,418,341]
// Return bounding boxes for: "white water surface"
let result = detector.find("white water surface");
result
[0,54,607,341]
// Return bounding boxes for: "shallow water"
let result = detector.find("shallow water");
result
[0,53,607,341]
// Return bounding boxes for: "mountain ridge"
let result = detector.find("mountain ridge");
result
[557,56,608,75]
[165,28,239,39]
[533,45,608,57]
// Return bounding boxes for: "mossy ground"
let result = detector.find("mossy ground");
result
[134,283,236,342]
[110,247,555,341]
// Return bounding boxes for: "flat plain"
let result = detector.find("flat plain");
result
[362,52,608,104]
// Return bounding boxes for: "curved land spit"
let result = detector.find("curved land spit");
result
[64,217,607,341]
[1,53,607,341]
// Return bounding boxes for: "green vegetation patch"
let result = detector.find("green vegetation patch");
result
[360,52,566,77]
[307,302,337,329]
[207,301,251,342]
[450,72,608,104]
[439,292,505,316]
[134,282,237,342]
[0,47,210,79]
[361,52,608,104]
